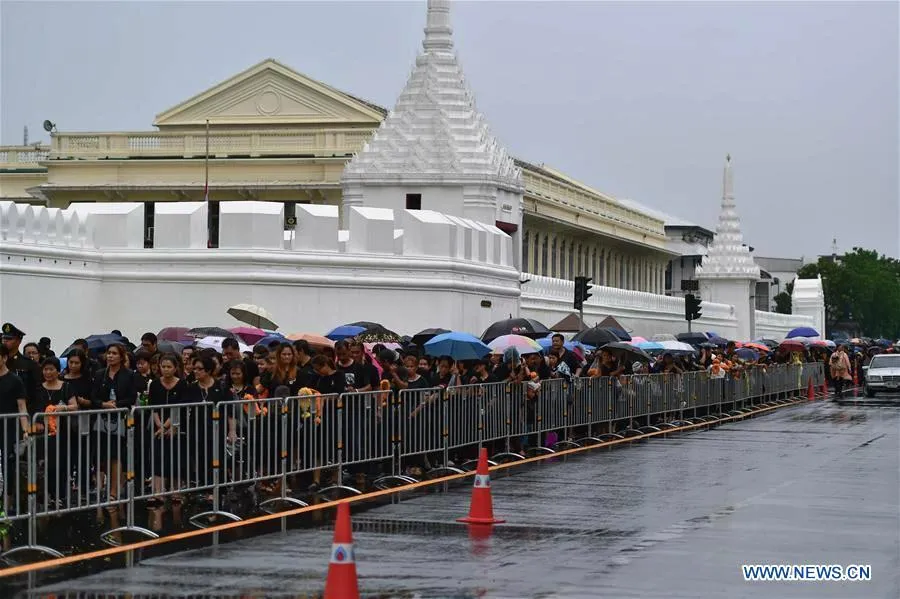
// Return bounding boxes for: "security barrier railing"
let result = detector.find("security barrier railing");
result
[0,362,823,561]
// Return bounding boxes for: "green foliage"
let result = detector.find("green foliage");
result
[773,291,792,314]
[797,248,900,338]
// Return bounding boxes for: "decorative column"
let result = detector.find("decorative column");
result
[696,154,761,339]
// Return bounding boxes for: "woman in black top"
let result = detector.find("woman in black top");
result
[62,349,92,504]
[39,357,73,506]
[146,353,186,504]
[183,356,226,489]
[90,343,138,501]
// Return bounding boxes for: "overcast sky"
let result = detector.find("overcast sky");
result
[2,1,897,259]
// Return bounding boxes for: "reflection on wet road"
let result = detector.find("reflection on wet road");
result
[21,401,900,599]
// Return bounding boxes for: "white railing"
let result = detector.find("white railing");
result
[0,145,50,167]
[523,169,666,238]
[49,128,375,159]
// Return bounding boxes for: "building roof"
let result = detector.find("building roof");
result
[616,198,712,232]
[342,0,522,189]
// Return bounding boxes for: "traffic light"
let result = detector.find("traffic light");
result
[685,293,703,321]
[574,276,593,310]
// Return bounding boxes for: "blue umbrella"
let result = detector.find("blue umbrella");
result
[256,334,286,348]
[537,337,580,354]
[635,340,665,353]
[325,325,366,341]
[424,332,491,361]
[735,347,759,361]
[786,326,819,339]
[609,328,631,341]
[707,335,730,347]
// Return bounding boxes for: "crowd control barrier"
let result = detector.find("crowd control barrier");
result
[0,362,824,562]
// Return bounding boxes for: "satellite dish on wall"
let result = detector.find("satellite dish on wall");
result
[42,120,56,133]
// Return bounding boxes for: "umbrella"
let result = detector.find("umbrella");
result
[286,333,335,351]
[657,340,697,355]
[229,326,268,345]
[778,339,806,352]
[325,325,366,341]
[601,341,652,362]
[572,326,620,347]
[345,321,384,330]
[357,328,402,344]
[227,303,278,330]
[411,328,451,346]
[707,335,730,348]
[158,327,191,343]
[365,342,402,352]
[195,335,252,354]
[537,337,590,354]
[630,336,648,344]
[188,326,235,339]
[786,326,819,339]
[635,340,665,353]
[607,328,632,341]
[743,342,771,353]
[651,333,677,341]
[676,332,709,346]
[735,348,759,361]
[257,335,287,348]
[488,334,543,355]
[753,338,779,349]
[157,340,185,355]
[480,318,551,343]
[425,332,491,361]
[84,333,126,352]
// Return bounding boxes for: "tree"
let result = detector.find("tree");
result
[796,248,900,339]
[773,280,794,314]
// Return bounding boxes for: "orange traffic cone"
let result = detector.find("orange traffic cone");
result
[458,447,505,525]
[807,377,815,401]
[324,502,359,599]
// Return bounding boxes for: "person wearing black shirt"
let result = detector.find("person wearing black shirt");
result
[2,323,41,415]
[336,341,370,392]
[145,354,187,502]
[0,344,29,505]
[184,356,226,489]
[89,343,137,501]
[222,338,260,389]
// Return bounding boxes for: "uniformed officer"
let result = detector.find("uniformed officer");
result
[1,323,41,410]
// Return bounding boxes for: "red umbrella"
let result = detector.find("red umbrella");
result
[779,339,806,352]
[158,327,190,342]
[229,326,267,345]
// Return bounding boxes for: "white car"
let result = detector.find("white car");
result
[864,354,900,397]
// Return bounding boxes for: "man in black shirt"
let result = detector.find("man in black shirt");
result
[1,323,40,413]
[550,333,583,377]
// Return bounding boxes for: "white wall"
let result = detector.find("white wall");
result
[0,201,519,345]
[522,273,814,340]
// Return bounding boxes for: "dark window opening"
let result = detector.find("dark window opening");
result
[406,193,422,210]
[285,201,297,230]
[208,201,220,248]
[143,201,155,248]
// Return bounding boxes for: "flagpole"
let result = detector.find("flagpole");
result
[204,118,210,202]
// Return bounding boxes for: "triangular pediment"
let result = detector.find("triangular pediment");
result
[153,59,386,128]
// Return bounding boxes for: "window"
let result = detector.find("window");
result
[406,193,422,210]
[208,201,220,248]
[523,231,530,272]
[541,235,548,275]
[143,201,155,248]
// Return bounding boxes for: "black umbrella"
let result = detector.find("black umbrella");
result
[411,328,451,346]
[357,328,402,343]
[601,341,653,363]
[481,318,551,343]
[676,332,709,346]
[157,340,185,355]
[188,326,236,339]
[572,326,620,347]
[345,321,384,330]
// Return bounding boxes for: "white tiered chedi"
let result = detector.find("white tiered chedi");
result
[696,155,761,340]
[341,0,524,238]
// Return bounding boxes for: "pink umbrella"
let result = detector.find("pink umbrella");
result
[229,326,267,345]
[158,327,191,343]
[630,336,648,344]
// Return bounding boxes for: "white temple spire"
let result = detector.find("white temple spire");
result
[696,154,760,279]
[423,0,454,53]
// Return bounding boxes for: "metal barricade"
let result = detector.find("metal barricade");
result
[31,408,128,517]
[0,413,28,526]
[216,396,285,494]
[536,378,569,442]
[130,402,214,501]
[445,383,484,455]
[397,387,444,475]
[339,390,393,468]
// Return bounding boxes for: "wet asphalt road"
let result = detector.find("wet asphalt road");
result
[22,398,900,599]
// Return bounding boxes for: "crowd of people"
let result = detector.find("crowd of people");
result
[0,320,851,523]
